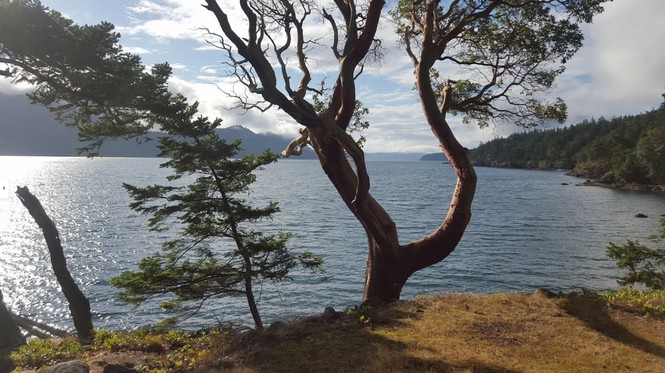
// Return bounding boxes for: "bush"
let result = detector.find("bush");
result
[10,338,87,369]
[607,218,665,290]
[602,287,665,316]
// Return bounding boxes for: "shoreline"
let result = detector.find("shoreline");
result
[581,180,665,194]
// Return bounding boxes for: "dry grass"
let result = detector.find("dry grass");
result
[7,292,665,373]
[231,292,665,373]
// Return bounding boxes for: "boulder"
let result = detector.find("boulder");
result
[267,321,287,332]
[533,288,558,299]
[102,363,137,373]
[41,361,89,373]
[322,307,339,323]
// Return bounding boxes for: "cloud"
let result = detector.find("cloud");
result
[170,63,188,71]
[0,78,33,95]
[553,0,665,124]
[114,0,665,152]
[167,75,300,137]
[122,46,153,54]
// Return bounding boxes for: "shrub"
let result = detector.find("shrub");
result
[607,218,665,290]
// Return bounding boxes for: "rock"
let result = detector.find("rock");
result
[635,213,648,218]
[533,288,558,299]
[41,361,89,373]
[322,307,339,323]
[102,364,137,373]
[267,321,287,332]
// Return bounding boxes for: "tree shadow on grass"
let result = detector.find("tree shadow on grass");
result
[233,309,522,373]
[560,294,665,358]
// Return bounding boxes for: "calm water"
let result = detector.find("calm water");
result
[1,156,664,331]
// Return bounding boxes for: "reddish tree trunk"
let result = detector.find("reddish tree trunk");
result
[311,123,476,304]
[362,241,409,303]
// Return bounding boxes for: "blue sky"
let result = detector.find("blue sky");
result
[2,0,665,153]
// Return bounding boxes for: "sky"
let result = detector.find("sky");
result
[2,0,664,153]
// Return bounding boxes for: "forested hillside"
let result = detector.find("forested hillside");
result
[469,100,665,184]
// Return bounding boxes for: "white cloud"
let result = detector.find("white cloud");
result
[0,78,33,95]
[167,75,300,137]
[200,66,218,74]
[170,63,188,71]
[554,0,665,124]
[123,46,153,54]
[114,0,665,152]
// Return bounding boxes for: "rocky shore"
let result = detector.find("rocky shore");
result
[581,180,665,193]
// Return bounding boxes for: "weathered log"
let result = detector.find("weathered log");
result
[11,312,68,338]
[15,186,94,343]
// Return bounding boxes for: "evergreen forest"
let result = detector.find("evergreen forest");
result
[469,97,665,184]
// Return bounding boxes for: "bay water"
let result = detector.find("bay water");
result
[1,156,664,331]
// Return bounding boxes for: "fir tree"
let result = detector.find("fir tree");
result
[111,89,322,330]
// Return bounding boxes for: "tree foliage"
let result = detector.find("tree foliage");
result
[0,0,167,155]
[607,218,665,290]
[110,86,323,330]
[469,101,665,184]
[391,0,605,128]
[199,0,608,302]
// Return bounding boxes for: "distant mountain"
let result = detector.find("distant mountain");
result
[0,92,315,158]
[0,92,79,156]
[365,152,425,161]
[420,153,446,161]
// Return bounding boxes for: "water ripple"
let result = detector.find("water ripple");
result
[1,157,664,330]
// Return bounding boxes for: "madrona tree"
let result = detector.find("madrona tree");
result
[200,0,608,302]
[1,0,609,304]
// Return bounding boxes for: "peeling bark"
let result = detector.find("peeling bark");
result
[203,0,477,304]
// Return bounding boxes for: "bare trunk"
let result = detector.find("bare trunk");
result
[311,78,476,305]
[362,240,409,303]
[0,289,25,350]
[243,257,263,330]
[204,0,475,305]
[15,186,94,343]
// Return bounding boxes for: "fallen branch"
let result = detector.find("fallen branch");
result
[11,312,68,338]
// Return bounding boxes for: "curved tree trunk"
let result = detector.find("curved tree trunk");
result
[15,186,94,343]
[310,118,476,304]
[242,257,264,330]
[203,0,476,305]
[0,288,25,350]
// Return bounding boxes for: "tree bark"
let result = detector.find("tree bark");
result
[310,93,476,305]
[203,0,476,304]
[0,288,25,350]
[243,257,263,330]
[15,186,94,343]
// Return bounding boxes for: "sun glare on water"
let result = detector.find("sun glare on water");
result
[0,156,68,314]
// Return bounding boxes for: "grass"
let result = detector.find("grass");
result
[5,291,665,373]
